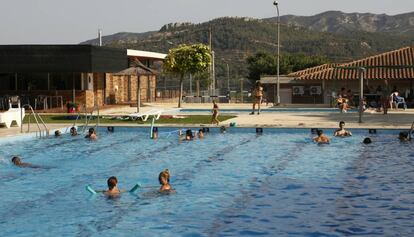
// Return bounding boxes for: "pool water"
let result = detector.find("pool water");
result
[0,127,413,236]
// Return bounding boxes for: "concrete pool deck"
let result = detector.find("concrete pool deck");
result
[0,103,413,137]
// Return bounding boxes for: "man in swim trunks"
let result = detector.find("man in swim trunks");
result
[313,129,330,144]
[159,169,173,193]
[250,81,263,115]
[334,121,352,137]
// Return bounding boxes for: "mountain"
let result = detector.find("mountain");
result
[269,11,414,37]
[81,12,414,86]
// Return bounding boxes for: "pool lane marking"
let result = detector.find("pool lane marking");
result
[204,140,312,235]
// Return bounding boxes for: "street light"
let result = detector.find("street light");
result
[359,67,366,123]
[273,1,280,105]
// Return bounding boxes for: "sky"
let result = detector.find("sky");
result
[1,0,413,44]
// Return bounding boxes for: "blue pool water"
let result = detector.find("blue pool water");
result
[181,108,358,113]
[0,127,413,236]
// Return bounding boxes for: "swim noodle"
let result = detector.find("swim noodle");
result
[129,183,141,193]
[86,185,97,195]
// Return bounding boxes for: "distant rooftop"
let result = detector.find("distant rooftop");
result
[127,49,166,60]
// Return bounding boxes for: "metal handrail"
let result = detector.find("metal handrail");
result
[83,104,100,133]
[22,104,49,137]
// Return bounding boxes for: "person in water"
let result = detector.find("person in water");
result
[85,128,97,140]
[105,176,125,196]
[211,100,220,125]
[399,122,414,142]
[185,129,194,141]
[11,156,40,168]
[159,169,173,193]
[334,121,352,137]
[54,130,61,137]
[197,129,204,139]
[313,129,330,144]
[70,127,78,136]
[152,127,159,139]
[220,126,226,134]
[363,137,372,144]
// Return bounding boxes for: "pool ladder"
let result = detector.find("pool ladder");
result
[22,104,50,138]
[63,104,100,134]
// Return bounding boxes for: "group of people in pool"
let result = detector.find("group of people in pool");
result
[54,126,106,140]
[102,169,173,196]
[313,120,413,144]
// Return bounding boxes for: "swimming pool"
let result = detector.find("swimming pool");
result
[181,108,358,114]
[1,127,413,236]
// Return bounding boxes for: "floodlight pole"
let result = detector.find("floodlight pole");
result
[273,1,280,105]
[359,67,366,123]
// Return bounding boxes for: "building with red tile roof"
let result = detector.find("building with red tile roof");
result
[261,46,414,105]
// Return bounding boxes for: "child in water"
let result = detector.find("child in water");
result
[159,169,173,193]
[105,176,125,196]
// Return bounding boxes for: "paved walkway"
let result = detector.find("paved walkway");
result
[1,103,413,138]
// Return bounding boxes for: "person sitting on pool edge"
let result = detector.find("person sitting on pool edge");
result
[197,129,204,139]
[85,127,97,140]
[70,127,78,136]
[313,129,330,144]
[159,169,173,193]
[11,156,40,168]
[334,121,352,137]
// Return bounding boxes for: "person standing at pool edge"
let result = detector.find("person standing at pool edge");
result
[211,100,220,125]
[250,81,263,115]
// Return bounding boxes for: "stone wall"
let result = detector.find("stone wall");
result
[105,73,157,104]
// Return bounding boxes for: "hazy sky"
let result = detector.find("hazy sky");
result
[1,0,413,44]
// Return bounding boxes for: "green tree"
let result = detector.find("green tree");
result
[247,52,330,84]
[163,44,211,107]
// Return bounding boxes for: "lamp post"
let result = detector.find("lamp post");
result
[273,1,280,105]
[359,67,366,123]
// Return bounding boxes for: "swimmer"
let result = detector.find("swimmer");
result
[363,137,372,144]
[11,156,40,168]
[159,169,173,193]
[152,127,159,139]
[185,129,194,141]
[220,126,226,134]
[85,127,97,140]
[313,129,330,144]
[105,176,126,196]
[399,131,411,142]
[198,129,204,139]
[107,126,114,133]
[54,130,61,137]
[70,127,78,136]
[334,121,352,137]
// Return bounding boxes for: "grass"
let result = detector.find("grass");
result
[22,115,236,125]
